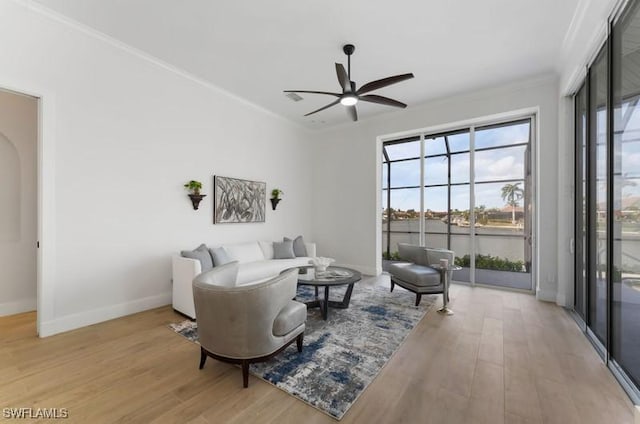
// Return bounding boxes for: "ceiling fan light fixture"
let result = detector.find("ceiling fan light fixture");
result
[284,43,414,122]
[340,94,358,106]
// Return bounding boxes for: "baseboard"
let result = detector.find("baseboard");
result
[333,263,378,277]
[556,292,569,307]
[38,292,171,337]
[536,288,557,303]
[0,298,36,317]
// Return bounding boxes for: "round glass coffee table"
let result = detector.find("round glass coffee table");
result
[284,266,361,320]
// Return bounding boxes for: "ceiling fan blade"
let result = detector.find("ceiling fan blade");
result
[346,105,358,121]
[283,90,341,97]
[356,73,414,95]
[304,99,340,116]
[335,63,351,93]
[359,94,407,108]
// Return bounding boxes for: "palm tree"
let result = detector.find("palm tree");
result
[501,183,524,224]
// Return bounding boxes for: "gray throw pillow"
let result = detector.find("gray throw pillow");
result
[273,240,295,259]
[284,235,308,257]
[181,244,213,271]
[209,247,231,266]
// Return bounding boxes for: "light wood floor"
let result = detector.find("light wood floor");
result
[0,277,636,423]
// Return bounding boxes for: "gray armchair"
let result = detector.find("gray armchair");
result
[387,243,455,306]
[193,261,306,387]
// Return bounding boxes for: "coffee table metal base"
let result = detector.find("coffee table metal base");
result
[304,283,356,320]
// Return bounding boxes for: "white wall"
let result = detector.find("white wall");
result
[0,90,38,316]
[310,75,560,301]
[0,1,313,335]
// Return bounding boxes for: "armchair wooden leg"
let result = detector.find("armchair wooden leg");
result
[390,281,395,292]
[415,293,422,306]
[199,347,207,369]
[242,360,249,388]
[296,332,304,353]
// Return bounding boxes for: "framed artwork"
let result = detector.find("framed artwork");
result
[213,176,266,223]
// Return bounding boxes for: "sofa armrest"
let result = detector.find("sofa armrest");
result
[172,255,201,318]
[305,242,316,257]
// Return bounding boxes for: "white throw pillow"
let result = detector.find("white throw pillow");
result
[258,241,275,260]
[223,242,265,263]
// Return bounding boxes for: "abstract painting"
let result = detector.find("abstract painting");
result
[213,176,266,223]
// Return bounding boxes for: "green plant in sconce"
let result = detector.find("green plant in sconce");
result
[184,180,203,195]
[271,188,284,199]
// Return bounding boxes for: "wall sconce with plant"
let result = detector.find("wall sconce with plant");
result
[270,188,283,210]
[184,180,206,210]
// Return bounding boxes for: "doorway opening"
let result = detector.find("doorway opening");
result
[381,114,536,292]
[0,88,39,335]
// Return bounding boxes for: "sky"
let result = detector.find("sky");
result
[383,122,529,212]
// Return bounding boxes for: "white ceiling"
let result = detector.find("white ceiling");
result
[33,0,582,128]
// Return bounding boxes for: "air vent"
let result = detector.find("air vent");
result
[285,92,303,102]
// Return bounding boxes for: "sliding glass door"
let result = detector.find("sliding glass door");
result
[589,45,609,345]
[575,82,588,321]
[612,0,640,390]
[573,0,640,401]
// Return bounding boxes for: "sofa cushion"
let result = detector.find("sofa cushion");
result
[258,241,275,260]
[223,242,265,263]
[284,235,308,257]
[387,262,441,287]
[235,257,312,285]
[181,244,213,271]
[273,300,307,336]
[274,240,295,259]
[209,247,231,266]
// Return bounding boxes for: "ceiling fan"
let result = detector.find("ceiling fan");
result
[284,44,414,122]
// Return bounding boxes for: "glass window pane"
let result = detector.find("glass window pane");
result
[475,145,526,183]
[451,153,470,184]
[612,0,640,387]
[451,185,470,234]
[424,186,448,219]
[385,140,420,160]
[590,45,608,345]
[425,136,446,156]
[389,188,420,216]
[574,82,587,320]
[448,132,470,152]
[475,121,530,149]
[451,235,471,283]
[385,188,420,258]
[475,181,525,236]
[424,156,448,186]
[382,164,388,189]
[424,233,447,250]
[389,159,420,188]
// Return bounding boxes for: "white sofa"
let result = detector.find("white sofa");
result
[172,240,316,318]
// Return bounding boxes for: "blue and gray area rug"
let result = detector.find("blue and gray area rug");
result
[169,284,436,420]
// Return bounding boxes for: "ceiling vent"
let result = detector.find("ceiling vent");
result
[285,92,303,102]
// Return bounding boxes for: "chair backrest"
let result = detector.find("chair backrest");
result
[193,264,299,358]
[193,260,239,287]
[425,248,454,265]
[397,243,427,264]
[398,243,456,275]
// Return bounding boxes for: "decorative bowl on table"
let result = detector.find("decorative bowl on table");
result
[309,257,334,273]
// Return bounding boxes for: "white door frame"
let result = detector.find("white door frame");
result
[376,107,539,294]
[0,79,56,336]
